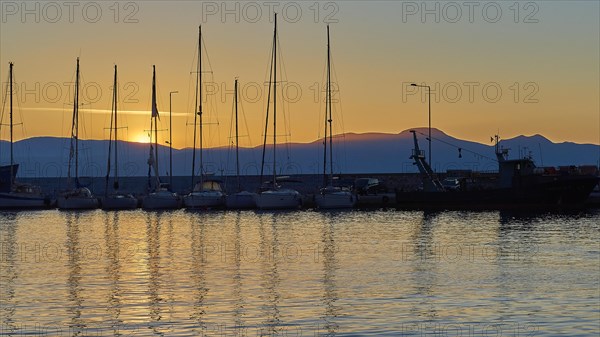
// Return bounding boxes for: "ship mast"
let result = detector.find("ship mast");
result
[322,25,334,187]
[327,25,333,185]
[114,65,119,189]
[68,58,81,188]
[235,79,241,192]
[153,66,159,187]
[105,65,118,196]
[9,62,14,188]
[191,26,204,191]
[272,13,278,189]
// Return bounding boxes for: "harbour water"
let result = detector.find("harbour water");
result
[0,209,598,336]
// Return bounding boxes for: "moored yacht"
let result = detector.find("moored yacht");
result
[314,25,355,210]
[57,58,99,210]
[101,65,137,210]
[141,66,181,210]
[184,180,225,209]
[143,183,181,210]
[183,26,225,210]
[57,187,98,210]
[315,185,355,209]
[253,14,302,210]
[225,79,257,209]
[254,185,302,210]
[0,63,53,209]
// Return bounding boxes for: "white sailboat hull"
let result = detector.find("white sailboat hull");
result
[101,195,138,210]
[254,189,302,210]
[183,191,225,209]
[226,191,257,209]
[57,197,99,210]
[142,191,181,210]
[57,188,99,210]
[0,192,53,209]
[315,191,356,209]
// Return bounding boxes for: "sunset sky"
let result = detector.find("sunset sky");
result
[1,1,599,149]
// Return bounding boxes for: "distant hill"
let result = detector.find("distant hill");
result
[1,128,598,178]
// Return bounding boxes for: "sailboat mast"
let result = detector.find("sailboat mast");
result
[114,65,119,188]
[199,25,204,188]
[272,13,277,189]
[105,65,117,196]
[322,31,328,187]
[9,62,14,188]
[191,26,201,191]
[74,58,80,184]
[327,25,333,184]
[259,24,275,186]
[152,65,159,186]
[235,79,241,191]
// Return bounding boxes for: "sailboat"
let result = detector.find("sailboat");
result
[142,65,182,210]
[183,26,226,209]
[314,26,356,209]
[101,65,138,210]
[57,58,99,210]
[225,79,257,209]
[253,13,302,210]
[0,62,53,209]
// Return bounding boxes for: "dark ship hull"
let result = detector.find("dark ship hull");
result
[397,130,599,210]
[0,164,18,193]
[396,175,599,210]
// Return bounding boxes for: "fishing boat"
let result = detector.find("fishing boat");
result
[314,26,355,209]
[253,14,302,210]
[0,63,53,209]
[101,65,138,210]
[57,58,99,210]
[395,131,599,209]
[142,66,182,210]
[225,79,257,209]
[183,26,226,209]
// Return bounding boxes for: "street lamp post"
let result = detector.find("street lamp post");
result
[169,91,178,189]
[411,83,432,167]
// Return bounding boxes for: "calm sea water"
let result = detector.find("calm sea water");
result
[0,209,598,336]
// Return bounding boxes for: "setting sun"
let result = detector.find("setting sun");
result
[132,132,150,144]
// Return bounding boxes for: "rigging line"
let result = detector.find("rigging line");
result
[329,40,347,174]
[238,86,257,166]
[183,49,196,178]
[330,49,346,136]
[316,54,327,174]
[331,84,345,173]
[225,81,235,175]
[0,69,9,144]
[260,29,276,183]
[10,70,26,139]
[273,26,293,163]
[201,34,215,80]
[317,60,327,141]
[414,130,498,162]
[275,45,287,158]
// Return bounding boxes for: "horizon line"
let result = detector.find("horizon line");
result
[3,129,600,148]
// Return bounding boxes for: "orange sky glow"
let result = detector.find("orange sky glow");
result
[1,1,599,149]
